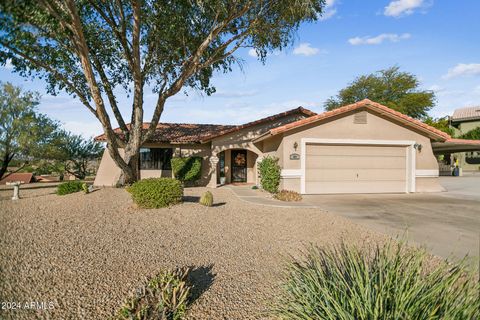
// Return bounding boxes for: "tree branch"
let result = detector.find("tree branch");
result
[0,41,97,115]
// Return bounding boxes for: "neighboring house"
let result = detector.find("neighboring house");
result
[0,173,35,185]
[450,106,480,172]
[94,99,480,194]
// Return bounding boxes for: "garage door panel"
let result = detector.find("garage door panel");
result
[306,155,406,169]
[305,143,408,194]
[305,168,406,181]
[305,181,406,194]
[306,145,406,157]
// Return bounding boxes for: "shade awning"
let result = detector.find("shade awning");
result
[432,138,480,153]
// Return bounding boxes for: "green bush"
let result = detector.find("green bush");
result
[272,241,480,319]
[56,181,83,195]
[258,156,281,193]
[127,178,183,208]
[117,267,191,320]
[274,189,302,202]
[171,157,202,182]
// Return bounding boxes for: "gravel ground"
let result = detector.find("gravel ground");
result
[1,186,387,319]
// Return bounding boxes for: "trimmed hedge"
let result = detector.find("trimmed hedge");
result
[258,156,281,193]
[171,157,202,182]
[127,178,183,208]
[57,181,83,195]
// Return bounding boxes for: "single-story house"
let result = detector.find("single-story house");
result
[94,99,480,194]
[448,106,480,172]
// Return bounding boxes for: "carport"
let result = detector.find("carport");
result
[432,139,480,175]
[432,138,480,153]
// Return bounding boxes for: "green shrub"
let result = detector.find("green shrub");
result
[117,267,191,320]
[272,241,480,319]
[251,185,258,190]
[56,181,83,195]
[199,191,213,207]
[274,189,302,202]
[171,157,202,182]
[258,156,281,193]
[81,182,89,194]
[127,178,183,208]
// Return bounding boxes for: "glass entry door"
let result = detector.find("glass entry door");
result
[231,150,247,183]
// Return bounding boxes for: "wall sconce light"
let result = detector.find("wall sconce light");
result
[293,142,298,151]
[414,143,422,152]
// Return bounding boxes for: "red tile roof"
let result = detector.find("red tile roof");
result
[256,99,451,142]
[445,138,480,145]
[0,173,34,185]
[95,107,316,144]
[95,123,236,143]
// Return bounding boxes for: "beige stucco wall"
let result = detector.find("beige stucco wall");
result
[269,110,442,193]
[94,149,124,187]
[94,143,212,187]
[281,111,438,171]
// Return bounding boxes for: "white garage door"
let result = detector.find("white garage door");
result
[305,144,407,194]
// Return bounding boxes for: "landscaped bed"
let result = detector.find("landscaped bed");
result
[0,186,460,319]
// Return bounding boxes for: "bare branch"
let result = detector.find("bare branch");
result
[0,41,96,115]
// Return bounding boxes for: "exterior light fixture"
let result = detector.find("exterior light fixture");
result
[414,143,422,152]
[293,142,298,151]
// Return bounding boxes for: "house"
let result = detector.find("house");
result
[0,172,35,185]
[94,99,480,194]
[449,106,480,172]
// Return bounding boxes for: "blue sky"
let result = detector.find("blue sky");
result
[1,0,479,138]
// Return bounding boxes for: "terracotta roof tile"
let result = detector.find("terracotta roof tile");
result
[95,106,316,144]
[445,138,480,145]
[0,173,34,185]
[95,123,235,143]
[199,106,316,142]
[264,99,450,141]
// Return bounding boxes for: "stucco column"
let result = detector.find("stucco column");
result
[208,155,219,188]
[255,156,264,187]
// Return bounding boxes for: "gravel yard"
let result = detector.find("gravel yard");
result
[1,186,386,319]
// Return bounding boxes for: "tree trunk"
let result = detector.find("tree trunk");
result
[0,153,13,180]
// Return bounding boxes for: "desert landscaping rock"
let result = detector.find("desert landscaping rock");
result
[1,186,387,319]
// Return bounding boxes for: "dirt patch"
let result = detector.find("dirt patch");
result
[0,186,386,319]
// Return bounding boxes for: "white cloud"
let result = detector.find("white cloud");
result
[165,100,320,125]
[248,48,258,58]
[212,90,259,98]
[2,58,13,70]
[63,120,103,139]
[442,63,480,79]
[348,33,411,45]
[384,0,428,17]
[319,0,338,20]
[293,43,321,56]
[428,84,443,92]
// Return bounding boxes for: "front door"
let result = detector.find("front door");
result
[231,150,247,183]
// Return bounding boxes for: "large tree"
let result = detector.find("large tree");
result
[0,0,325,184]
[51,131,104,180]
[325,66,435,119]
[0,82,59,180]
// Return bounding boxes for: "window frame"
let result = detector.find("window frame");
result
[139,148,173,170]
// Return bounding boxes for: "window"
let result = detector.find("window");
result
[139,148,173,170]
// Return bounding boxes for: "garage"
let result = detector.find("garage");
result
[304,142,410,194]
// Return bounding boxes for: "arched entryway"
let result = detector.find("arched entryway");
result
[217,149,259,185]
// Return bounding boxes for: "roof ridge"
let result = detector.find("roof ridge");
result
[265,99,450,141]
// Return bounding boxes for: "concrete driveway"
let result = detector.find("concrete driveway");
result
[303,176,480,263]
